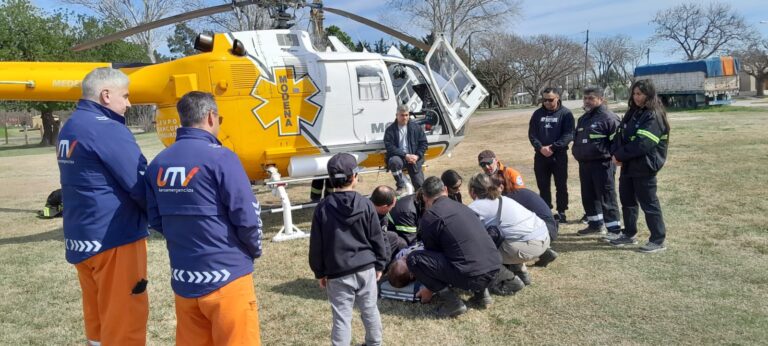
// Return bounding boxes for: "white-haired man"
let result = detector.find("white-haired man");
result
[57,67,149,345]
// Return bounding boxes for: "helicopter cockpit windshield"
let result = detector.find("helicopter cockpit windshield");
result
[386,62,446,136]
[425,38,487,132]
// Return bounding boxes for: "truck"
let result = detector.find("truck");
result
[633,56,740,108]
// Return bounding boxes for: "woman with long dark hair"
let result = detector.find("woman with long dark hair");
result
[609,79,671,253]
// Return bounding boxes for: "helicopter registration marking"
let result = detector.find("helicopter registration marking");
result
[251,67,322,136]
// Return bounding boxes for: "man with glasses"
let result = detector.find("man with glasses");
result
[572,86,622,239]
[529,87,574,223]
[477,150,526,193]
[145,91,264,344]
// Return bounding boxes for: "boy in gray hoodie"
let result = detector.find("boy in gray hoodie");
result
[309,153,388,346]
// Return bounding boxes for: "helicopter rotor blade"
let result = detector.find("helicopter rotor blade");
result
[71,1,260,52]
[322,7,430,51]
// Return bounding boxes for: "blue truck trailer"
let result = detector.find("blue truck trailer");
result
[634,56,740,108]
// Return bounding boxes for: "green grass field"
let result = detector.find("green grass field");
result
[0,108,766,345]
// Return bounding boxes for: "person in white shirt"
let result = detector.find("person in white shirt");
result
[467,173,550,286]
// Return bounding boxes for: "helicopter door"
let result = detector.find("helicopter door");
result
[348,61,396,142]
[425,37,488,131]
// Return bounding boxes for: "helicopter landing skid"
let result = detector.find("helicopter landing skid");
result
[266,167,311,242]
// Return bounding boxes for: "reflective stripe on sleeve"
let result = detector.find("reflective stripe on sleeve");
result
[589,134,607,139]
[395,225,417,233]
[636,129,660,144]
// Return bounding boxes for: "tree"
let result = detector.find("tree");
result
[0,0,146,145]
[203,1,273,32]
[473,32,523,107]
[733,39,768,96]
[325,25,355,50]
[62,0,191,63]
[514,35,584,105]
[589,35,636,89]
[385,0,521,49]
[167,22,203,58]
[651,2,756,60]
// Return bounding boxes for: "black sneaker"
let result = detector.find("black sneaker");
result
[557,212,567,223]
[639,241,667,253]
[577,225,605,236]
[609,234,638,247]
[533,248,558,267]
[580,214,588,224]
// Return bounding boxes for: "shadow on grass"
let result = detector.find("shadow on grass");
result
[0,207,39,214]
[269,278,327,301]
[0,227,63,245]
[552,233,627,253]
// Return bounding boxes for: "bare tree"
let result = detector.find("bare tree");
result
[204,2,274,32]
[473,32,522,107]
[62,0,192,63]
[385,0,521,49]
[513,35,584,105]
[589,35,636,88]
[651,2,755,60]
[733,39,768,96]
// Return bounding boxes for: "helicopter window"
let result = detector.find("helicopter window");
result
[387,63,427,108]
[356,65,389,101]
[428,48,474,106]
[276,34,299,47]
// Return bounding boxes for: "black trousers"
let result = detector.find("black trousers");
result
[310,178,332,201]
[619,174,667,244]
[388,156,424,189]
[534,151,569,213]
[578,160,621,232]
[406,249,498,292]
[383,231,407,270]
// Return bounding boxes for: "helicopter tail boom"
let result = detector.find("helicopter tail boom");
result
[0,62,111,102]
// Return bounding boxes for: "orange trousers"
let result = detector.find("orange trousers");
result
[174,274,261,346]
[74,238,149,346]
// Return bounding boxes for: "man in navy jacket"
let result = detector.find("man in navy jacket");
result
[384,104,428,194]
[146,91,263,344]
[57,67,149,345]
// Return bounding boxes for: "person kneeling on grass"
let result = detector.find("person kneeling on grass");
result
[309,153,388,346]
[406,176,502,318]
[468,173,551,287]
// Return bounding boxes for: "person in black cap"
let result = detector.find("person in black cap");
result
[309,152,387,346]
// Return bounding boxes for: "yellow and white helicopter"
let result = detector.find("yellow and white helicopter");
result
[0,0,488,240]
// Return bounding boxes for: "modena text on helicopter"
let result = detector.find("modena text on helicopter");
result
[0,27,488,182]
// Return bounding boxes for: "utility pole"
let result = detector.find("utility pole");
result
[647,48,650,65]
[584,29,589,85]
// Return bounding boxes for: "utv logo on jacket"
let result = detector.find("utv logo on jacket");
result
[57,139,77,164]
[157,166,199,193]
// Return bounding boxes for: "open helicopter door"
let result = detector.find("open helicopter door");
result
[424,36,488,132]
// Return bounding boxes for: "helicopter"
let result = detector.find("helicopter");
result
[0,0,488,240]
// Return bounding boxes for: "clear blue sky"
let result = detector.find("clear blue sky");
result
[33,0,768,64]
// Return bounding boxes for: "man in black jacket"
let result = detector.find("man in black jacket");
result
[309,153,388,346]
[406,177,501,318]
[572,87,622,238]
[370,185,408,267]
[384,105,428,195]
[529,87,575,222]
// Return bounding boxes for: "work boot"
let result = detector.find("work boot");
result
[580,214,588,224]
[533,248,558,267]
[468,288,493,309]
[434,288,467,318]
[505,264,531,286]
[489,266,525,295]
